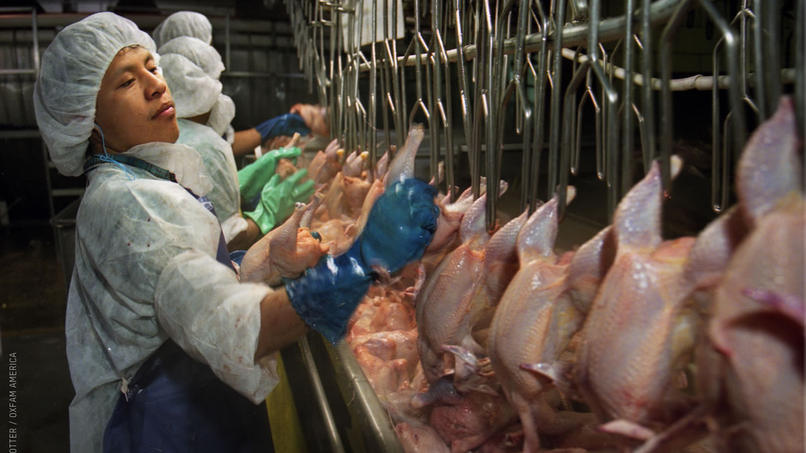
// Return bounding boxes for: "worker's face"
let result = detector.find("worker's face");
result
[93,46,178,153]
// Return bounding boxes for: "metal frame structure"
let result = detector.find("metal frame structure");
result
[285,0,802,230]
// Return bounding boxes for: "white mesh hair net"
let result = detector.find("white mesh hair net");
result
[207,94,236,137]
[160,53,222,118]
[153,11,213,47]
[158,36,224,80]
[33,12,157,177]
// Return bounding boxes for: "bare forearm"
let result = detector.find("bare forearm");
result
[255,289,308,359]
[232,128,262,157]
[227,217,261,252]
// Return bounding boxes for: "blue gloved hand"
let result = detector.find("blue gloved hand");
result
[254,113,311,141]
[284,177,438,343]
[359,178,439,274]
[284,241,372,343]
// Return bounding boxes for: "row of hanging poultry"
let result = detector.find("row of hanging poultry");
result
[263,97,803,453]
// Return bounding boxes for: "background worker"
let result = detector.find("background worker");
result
[153,10,317,157]
[158,35,313,249]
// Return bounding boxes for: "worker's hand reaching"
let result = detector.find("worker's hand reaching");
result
[359,178,439,274]
[289,104,329,137]
[238,147,302,210]
[284,241,372,343]
[254,113,311,142]
[243,170,315,235]
[283,177,438,343]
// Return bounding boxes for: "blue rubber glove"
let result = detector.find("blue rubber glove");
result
[360,178,439,274]
[284,177,438,343]
[284,241,372,343]
[254,113,311,141]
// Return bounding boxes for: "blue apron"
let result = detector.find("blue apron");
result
[84,155,272,453]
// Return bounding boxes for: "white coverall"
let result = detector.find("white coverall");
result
[65,143,278,453]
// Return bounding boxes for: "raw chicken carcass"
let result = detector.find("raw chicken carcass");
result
[415,188,528,404]
[352,347,413,395]
[275,157,298,178]
[239,202,327,285]
[351,329,418,363]
[429,178,502,252]
[427,186,477,254]
[351,329,420,382]
[347,287,416,339]
[395,421,450,453]
[415,194,491,387]
[429,391,517,453]
[385,125,424,188]
[700,97,804,453]
[350,178,385,240]
[342,175,371,218]
[343,150,367,178]
[307,138,341,185]
[573,156,704,436]
[408,180,508,287]
[311,217,353,255]
[374,149,391,181]
[488,191,602,453]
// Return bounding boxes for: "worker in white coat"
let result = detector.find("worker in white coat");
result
[158,36,312,249]
[153,10,310,157]
[34,12,438,453]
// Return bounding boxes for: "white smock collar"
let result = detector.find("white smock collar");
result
[121,142,213,196]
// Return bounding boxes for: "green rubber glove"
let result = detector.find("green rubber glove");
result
[238,147,302,209]
[244,169,315,235]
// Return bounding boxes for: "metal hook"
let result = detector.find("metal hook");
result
[662,0,747,213]
[528,0,550,213]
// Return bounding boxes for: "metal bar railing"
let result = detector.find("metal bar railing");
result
[284,0,792,221]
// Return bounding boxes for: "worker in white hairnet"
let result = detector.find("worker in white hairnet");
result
[158,36,313,248]
[153,10,327,157]
[34,12,438,453]
[152,10,212,47]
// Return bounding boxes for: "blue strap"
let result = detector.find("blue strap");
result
[84,154,177,182]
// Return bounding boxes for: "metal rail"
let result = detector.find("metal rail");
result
[285,0,800,227]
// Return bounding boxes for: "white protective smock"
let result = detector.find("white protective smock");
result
[67,142,279,453]
[159,37,245,241]
[177,118,246,242]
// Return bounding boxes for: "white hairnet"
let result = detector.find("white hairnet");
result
[160,53,222,118]
[207,94,236,137]
[153,11,213,47]
[158,36,224,80]
[33,12,157,177]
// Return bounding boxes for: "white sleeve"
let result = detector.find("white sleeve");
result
[154,249,280,403]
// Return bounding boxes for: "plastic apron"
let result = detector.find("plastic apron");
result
[83,155,273,453]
